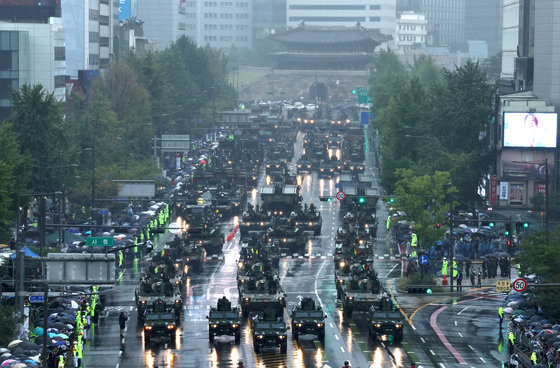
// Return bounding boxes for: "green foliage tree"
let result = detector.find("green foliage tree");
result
[392,169,457,247]
[515,229,560,322]
[411,54,442,87]
[8,84,70,194]
[0,304,19,346]
[369,48,409,115]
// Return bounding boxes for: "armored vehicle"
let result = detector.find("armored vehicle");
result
[260,183,301,211]
[368,298,404,343]
[340,268,383,318]
[143,301,177,344]
[239,273,286,318]
[135,278,182,323]
[207,296,241,344]
[291,297,326,342]
[252,308,288,353]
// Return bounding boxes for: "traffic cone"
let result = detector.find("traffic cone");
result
[442,274,448,285]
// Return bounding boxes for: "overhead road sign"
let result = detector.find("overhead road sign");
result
[86,237,114,247]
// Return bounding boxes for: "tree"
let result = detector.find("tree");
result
[369,48,409,117]
[411,54,442,87]
[8,84,69,194]
[515,229,560,322]
[429,61,496,205]
[0,304,19,346]
[392,169,457,247]
[0,123,30,242]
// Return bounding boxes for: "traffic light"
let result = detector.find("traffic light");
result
[352,89,357,94]
[507,240,512,247]
[389,197,395,203]
[408,287,433,294]
[358,197,365,204]
[505,223,511,236]
[435,223,441,229]
[489,222,495,228]
[523,222,529,228]
[319,196,332,202]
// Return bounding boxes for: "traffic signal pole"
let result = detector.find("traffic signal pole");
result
[449,208,454,292]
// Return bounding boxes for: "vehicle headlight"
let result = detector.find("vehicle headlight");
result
[374,323,381,328]
[141,300,147,304]
[295,222,299,226]
[211,324,218,328]
[348,296,354,301]
[238,261,244,269]
[296,323,303,327]
[339,261,346,268]
[308,222,312,226]
[338,279,344,284]
[395,323,402,328]
[175,299,180,304]
[279,335,286,339]
[257,335,264,339]
[278,297,284,302]
[232,323,239,328]
[244,297,250,302]
[167,324,175,330]
[144,325,152,330]
[317,323,324,327]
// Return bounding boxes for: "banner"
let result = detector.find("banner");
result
[490,175,497,205]
[499,182,509,200]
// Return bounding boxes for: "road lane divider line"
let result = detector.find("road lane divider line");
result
[458,332,463,337]
[386,280,414,328]
[383,263,398,278]
[431,306,466,364]
[457,306,469,315]
[454,320,457,326]
[468,345,474,351]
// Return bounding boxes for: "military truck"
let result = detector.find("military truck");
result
[238,273,286,318]
[291,203,322,236]
[252,308,288,353]
[340,268,383,318]
[368,298,404,343]
[291,297,326,342]
[143,300,178,344]
[135,278,182,323]
[207,297,241,344]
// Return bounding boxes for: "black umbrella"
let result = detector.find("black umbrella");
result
[18,342,39,351]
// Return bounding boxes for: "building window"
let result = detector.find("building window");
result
[179,6,186,14]
[288,16,366,22]
[100,58,109,69]
[99,37,109,47]
[369,17,380,22]
[510,184,524,205]
[179,23,186,30]
[99,15,109,25]
[89,32,99,43]
[54,46,65,61]
[370,5,381,10]
[89,54,99,66]
[289,4,365,10]
[89,9,99,21]
[54,75,66,88]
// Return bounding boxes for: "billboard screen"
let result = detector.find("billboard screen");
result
[503,112,557,148]
[501,150,554,179]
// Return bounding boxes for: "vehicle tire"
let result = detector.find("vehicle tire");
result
[235,332,241,345]
[292,331,299,341]
[254,343,260,353]
[337,289,342,300]
[242,308,248,318]
[345,307,353,318]
[280,342,287,354]
[318,331,325,342]
[209,333,214,343]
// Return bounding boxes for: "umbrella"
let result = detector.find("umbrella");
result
[18,342,38,352]
[32,327,43,336]
[1,360,16,366]
[7,340,22,349]
[12,363,27,368]
[507,301,519,307]
[54,341,65,347]
[55,333,68,339]
[24,360,37,366]
[504,307,514,314]
[0,350,7,354]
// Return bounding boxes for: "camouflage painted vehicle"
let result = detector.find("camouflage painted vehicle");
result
[207,297,241,344]
[290,297,326,342]
[143,308,177,345]
[341,268,384,318]
[239,273,286,318]
[252,308,288,353]
[368,298,404,343]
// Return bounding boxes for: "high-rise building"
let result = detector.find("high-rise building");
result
[0,1,65,121]
[465,0,502,57]
[61,0,119,78]
[418,0,465,47]
[395,11,427,52]
[137,0,252,52]
[285,0,396,39]
[253,0,286,39]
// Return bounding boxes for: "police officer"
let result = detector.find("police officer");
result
[531,351,538,365]
[57,353,65,368]
[498,305,504,329]
[72,341,80,368]
[508,330,515,355]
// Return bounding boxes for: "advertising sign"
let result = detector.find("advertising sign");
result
[499,182,509,200]
[490,175,497,205]
[501,150,554,179]
[119,0,131,21]
[503,112,558,148]
[536,182,546,196]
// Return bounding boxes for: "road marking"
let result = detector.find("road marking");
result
[458,332,463,338]
[420,337,425,343]
[430,306,467,364]
[340,346,345,352]
[334,335,339,340]
[454,320,457,326]
[468,345,474,351]
[383,263,398,278]
[480,357,486,363]
[439,364,446,368]
[457,306,469,315]
[329,323,334,329]
[430,349,435,355]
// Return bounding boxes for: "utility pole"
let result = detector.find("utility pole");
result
[545,157,549,247]
[449,203,454,292]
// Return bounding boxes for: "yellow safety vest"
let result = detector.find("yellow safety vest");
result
[531,351,537,364]
[386,216,391,230]
[58,355,65,368]
[442,260,448,276]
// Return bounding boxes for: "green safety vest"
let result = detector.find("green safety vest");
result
[133,239,138,253]
[386,216,391,230]
[498,306,504,318]
[442,260,448,276]
[509,331,515,344]
[531,351,537,364]
[77,344,83,359]
[411,233,418,247]
[118,250,123,266]
[453,260,458,277]
[58,355,64,368]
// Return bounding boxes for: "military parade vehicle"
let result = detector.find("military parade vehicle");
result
[207,296,242,344]
[251,308,288,353]
[143,301,177,345]
[238,272,286,318]
[291,297,327,342]
[290,203,322,236]
[340,267,384,318]
[260,183,301,211]
[239,204,273,236]
[265,220,308,253]
[368,298,404,344]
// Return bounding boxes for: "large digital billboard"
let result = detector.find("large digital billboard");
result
[503,112,558,148]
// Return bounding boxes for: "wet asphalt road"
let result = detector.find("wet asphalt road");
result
[81,130,508,368]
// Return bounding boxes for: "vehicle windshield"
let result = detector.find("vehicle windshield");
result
[293,310,324,318]
[255,321,285,329]
[145,313,175,321]
[372,311,402,320]
[210,311,239,319]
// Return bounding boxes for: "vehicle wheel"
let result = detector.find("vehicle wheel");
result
[209,333,214,343]
[344,308,353,318]
[235,332,241,344]
[254,343,260,353]
[280,342,287,354]
[337,290,342,300]
[242,308,248,318]
[318,331,325,342]
[292,331,299,341]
